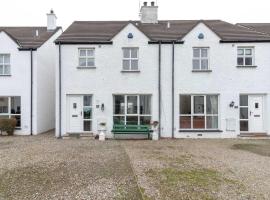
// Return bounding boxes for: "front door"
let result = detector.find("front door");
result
[67,95,83,133]
[249,95,264,132]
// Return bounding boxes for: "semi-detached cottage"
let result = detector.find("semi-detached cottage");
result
[55,2,270,138]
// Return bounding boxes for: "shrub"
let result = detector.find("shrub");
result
[0,118,17,136]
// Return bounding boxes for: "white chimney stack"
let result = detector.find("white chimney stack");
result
[47,9,57,31]
[140,1,158,24]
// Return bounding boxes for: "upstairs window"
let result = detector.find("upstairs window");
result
[192,48,209,70]
[237,47,254,66]
[78,49,95,68]
[122,48,139,71]
[0,54,11,75]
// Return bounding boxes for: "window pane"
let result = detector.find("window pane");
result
[131,60,138,70]
[0,65,3,74]
[83,121,92,131]
[201,59,208,70]
[140,116,151,125]
[87,58,95,67]
[237,57,244,66]
[4,55,10,64]
[0,97,9,113]
[206,95,218,114]
[80,50,86,56]
[193,49,200,58]
[79,58,87,67]
[131,49,138,58]
[0,115,9,119]
[193,59,200,70]
[83,96,92,106]
[201,49,208,57]
[87,49,94,57]
[0,55,3,63]
[4,65,10,75]
[83,107,92,119]
[113,116,125,125]
[127,96,138,114]
[126,116,138,125]
[10,97,21,114]
[114,95,125,114]
[123,60,130,70]
[11,115,21,128]
[240,121,248,131]
[207,116,218,129]
[245,49,252,55]
[140,95,151,114]
[240,95,248,106]
[240,108,248,119]
[237,49,244,55]
[245,57,252,66]
[123,49,130,58]
[194,96,204,114]
[193,116,205,129]
[180,116,191,129]
[180,95,191,114]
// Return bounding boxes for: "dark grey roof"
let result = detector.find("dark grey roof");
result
[55,20,270,44]
[0,27,61,49]
[237,23,270,36]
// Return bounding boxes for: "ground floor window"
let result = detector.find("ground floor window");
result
[0,96,21,128]
[83,95,92,131]
[113,95,151,125]
[179,95,219,130]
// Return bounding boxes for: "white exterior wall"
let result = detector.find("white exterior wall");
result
[56,24,159,138]
[174,23,270,138]
[0,32,32,135]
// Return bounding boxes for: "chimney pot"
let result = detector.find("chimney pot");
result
[151,1,155,6]
[143,2,147,6]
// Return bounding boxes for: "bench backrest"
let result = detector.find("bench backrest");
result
[113,124,149,130]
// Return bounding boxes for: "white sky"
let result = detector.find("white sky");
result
[1,0,270,30]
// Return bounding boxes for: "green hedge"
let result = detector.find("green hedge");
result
[0,118,17,136]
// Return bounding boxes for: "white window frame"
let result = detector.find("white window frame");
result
[0,96,21,128]
[0,54,11,75]
[113,94,151,125]
[82,95,93,132]
[192,47,209,70]
[237,47,254,66]
[122,47,139,71]
[179,94,219,130]
[78,48,95,68]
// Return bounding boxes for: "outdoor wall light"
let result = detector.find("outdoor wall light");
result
[128,33,134,39]
[229,101,235,108]
[101,103,105,111]
[198,33,204,39]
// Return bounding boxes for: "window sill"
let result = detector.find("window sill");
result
[179,129,223,133]
[236,65,257,68]
[192,70,212,73]
[0,74,11,77]
[121,70,140,73]
[77,66,96,69]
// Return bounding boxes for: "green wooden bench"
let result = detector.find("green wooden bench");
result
[112,124,151,139]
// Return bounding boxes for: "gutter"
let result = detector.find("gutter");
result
[171,42,175,138]
[58,43,62,138]
[158,42,161,138]
[30,50,33,136]
[54,41,113,45]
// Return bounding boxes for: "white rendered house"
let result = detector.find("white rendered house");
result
[55,2,270,138]
[0,10,62,135]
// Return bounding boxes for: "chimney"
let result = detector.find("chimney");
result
[140,1,158,24]
[47,9,57,31]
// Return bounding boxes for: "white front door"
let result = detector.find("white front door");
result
[249,95,264,132]
[67,95,83,133]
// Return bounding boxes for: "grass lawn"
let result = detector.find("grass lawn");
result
[232,140,270,157]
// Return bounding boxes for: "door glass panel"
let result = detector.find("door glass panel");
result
[114,96,125,114]
[194,96,204,114]
[83,96,92,106]
[180,116,191,129]
[240,95,248,106]
[83,121,92,131]
[83,107,92,119]
[127,96,138,114]
[240,108,248,119]
[240,121,248,131]
[126,116,138,125]
[180,95,191,114]
[193,116,205,129]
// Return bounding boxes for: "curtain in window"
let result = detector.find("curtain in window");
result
[207,96,218,128]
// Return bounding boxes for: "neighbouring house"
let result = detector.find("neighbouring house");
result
[55,2,270,138]
[0,10,62,135]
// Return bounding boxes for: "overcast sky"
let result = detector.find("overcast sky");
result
[1,0,270,30]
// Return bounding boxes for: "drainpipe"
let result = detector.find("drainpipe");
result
[58,43,62,138]
[30,49,33,136]
[172,41,175,138]
[158,42,161,138]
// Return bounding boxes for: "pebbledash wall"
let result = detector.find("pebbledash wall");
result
[0,30,61,135]
[56,22,270,138]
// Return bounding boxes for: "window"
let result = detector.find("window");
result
[113,95,151,125]
[179,95,219,130]
[83,96,92,131]
[237,47,254,66]
[122,48,139,71]
[0,54,11,75]
[0,97,21,128]
[192,48,209,70]
[78,49,95,68]
[239,95,248,131]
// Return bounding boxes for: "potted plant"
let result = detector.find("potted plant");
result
[151,121,159,140]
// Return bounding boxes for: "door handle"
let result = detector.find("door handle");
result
[81,111,82,116]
